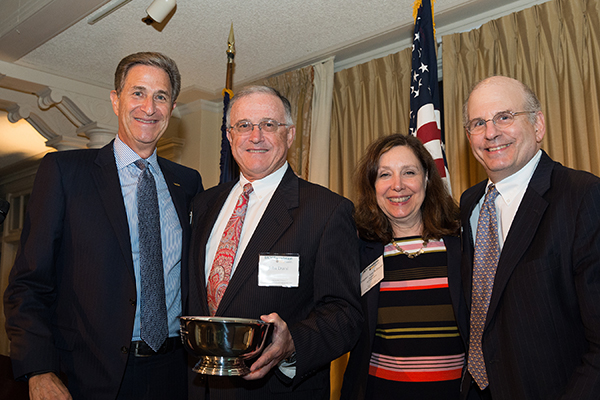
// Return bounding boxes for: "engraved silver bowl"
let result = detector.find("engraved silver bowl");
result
[179,316,272,376]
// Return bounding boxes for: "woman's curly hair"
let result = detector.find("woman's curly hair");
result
[354,134,460,244]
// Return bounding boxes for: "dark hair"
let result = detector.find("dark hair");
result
[225,85,294,126]
[114,52,181,104]
[354,134,460,244]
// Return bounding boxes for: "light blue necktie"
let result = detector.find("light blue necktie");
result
[468,184,500,389]
[135,159,168,352]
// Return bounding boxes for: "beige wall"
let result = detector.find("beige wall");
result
[0,162,39,356]
[178,100,223,189]
[0,101,222,357]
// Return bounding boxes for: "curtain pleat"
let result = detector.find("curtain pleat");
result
[261,65,315,179]
[329,48,413,201]
[443,0,600,197]
[308,57,335,187]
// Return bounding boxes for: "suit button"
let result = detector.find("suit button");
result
[121,346,128,354]
[130,298,136,306]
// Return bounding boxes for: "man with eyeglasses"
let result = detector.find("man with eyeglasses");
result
[453,75,600,399]
[187,86,362,399]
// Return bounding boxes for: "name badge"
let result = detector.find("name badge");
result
[360,255,384,296]
[258,253,300,287]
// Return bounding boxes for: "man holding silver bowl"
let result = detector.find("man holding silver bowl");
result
[186,85,362,398]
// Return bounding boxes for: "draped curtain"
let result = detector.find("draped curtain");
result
[308,58,335,187]
[326,46,418,400]
[443,0,600,197]
[258,60,340,399]
[329,48,413,201]
[261,65,315,179]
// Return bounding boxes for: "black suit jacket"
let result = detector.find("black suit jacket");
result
[187,166,362,399]
[340,235,464,399]
[456,151,600,399]
[3,142,202,400]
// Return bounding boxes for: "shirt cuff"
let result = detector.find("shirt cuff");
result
[278,352,297,379]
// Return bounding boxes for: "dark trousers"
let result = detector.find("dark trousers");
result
[463,371,493,400]
[116,345,187,400]
[465,379,492,400]
[474,386,492,400]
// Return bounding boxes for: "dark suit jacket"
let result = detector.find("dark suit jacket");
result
[187,166,362,399]
[456,151,600,400]
[3,141,202,400]
[340,235,464,399]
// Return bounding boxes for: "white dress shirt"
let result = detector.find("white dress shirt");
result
[205,162,288,282]
[204,162,295,376]
[113,135,183,340]
[469,150,542,250]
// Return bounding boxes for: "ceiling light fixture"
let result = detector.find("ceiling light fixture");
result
[87,0,134,25]
[145,0,176,23]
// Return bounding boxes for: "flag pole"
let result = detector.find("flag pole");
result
[225,23,235,91]
[219,23,238,183]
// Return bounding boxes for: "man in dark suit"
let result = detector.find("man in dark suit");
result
[4,52,203,400]
[456,75,600,399]
[187,86,362,399]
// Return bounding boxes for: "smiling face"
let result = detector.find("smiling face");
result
[227,92,295,181]
[375,145,427,236]
[466,76,545,183]
[110,64,175,159]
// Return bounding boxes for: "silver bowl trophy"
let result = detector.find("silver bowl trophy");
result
[179,316,272,376]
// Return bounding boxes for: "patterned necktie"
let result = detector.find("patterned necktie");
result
[468,184,500,390]
[207,183,254,316]
[135,159,168,352]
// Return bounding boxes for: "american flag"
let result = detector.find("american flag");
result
[409,0,451,194]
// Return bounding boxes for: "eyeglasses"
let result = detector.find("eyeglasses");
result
[229,119,289,135]
[465,111,537,135]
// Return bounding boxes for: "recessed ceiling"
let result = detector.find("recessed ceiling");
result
[5,0,546,101]
[0,0,549,170]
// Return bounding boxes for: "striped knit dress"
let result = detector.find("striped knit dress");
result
[365,236,464,399]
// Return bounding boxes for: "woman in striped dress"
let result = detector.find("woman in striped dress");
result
[341,134,464,399]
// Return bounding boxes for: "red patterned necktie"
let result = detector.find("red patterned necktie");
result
[207,183,254,316]
[468,184,500,389]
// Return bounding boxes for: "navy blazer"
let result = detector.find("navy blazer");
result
[457,151,600,399]
[187,166,363,400]
[340,235,463,399]
[4,142,202,399]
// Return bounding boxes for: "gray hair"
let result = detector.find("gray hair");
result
[226,85,294,127]
[463,76,542,127]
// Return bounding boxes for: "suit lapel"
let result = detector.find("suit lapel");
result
[486,152,553,324]
[159,158,196,312]
[216,167,297,315]
[92,141,135,280]
[159,159,188,236]
[460,181,486,310]
[445,236,463,316]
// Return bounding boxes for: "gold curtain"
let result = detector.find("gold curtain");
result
[261,65,315,179]
[443,0,600,197]
[329,48,413,201]
[327,47,412,400]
